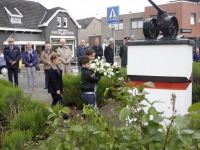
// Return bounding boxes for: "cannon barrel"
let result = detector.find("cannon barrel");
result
[148,0,165,14]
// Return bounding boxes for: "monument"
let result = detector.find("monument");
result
[127,0,194,117]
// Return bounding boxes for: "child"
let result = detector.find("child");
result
[79,56,100,106]
[85,48,95,61]
[48,53,64,107]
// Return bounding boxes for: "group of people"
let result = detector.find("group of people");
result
[77,37,130,72]
[2,36,130,108]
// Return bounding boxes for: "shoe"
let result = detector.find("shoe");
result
[29,88,32,91]
[33,87,36,91]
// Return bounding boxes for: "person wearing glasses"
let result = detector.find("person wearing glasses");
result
[57,39,72,76]
[3,38,21,87]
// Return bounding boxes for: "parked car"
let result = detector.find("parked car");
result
[0,56,8,74]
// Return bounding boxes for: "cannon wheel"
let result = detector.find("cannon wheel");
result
[162,16,179,39]
[143,18,159,39]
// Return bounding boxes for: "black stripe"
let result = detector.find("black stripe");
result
[127,75,190,83]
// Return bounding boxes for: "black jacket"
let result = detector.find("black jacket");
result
[91,45,103,59]
[81,68,100,92]
[48,65,63,94]
[104,45,114,64]
[3,45,21,68]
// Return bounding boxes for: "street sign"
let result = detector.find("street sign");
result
[107,6,119,24]
[109,24,118,29]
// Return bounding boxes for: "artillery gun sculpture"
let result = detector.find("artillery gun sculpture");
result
[143,0,179,39]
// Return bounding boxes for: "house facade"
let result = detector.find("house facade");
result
[0,0,80,56]
[77,17,101,47]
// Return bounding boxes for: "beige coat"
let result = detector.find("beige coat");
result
[41,50,54,70]
[57,46,72,75]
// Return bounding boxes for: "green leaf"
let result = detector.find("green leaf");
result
[99,144,107,149]
[53,118,61,126]
[70,125,83,132]
[188,113,200,118]
[175,115,191,129]
[142,114,150,123]
[93,131,101,134]
[47,107,54,113]
[138,137,153,144]
[65,133,70,141]
[123,135,130,141]
[192,132,200,140]
[56,143,64,150]
[61,107,70,114]
[155,143,162,148]
[149,143,155,150]
[87,125,96,132]
[152,132,164,142]
[181,135,193,146]
[148,106,159,116]
[144,82,155,88]
[151,100,164,105]
[180,129,195,135]
[147,121,159,135]
[48,113,56,120]
[119,107,131,122]
[188,102,200,112]
[153,116,163,123]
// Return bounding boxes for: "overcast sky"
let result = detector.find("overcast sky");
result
[32,0,170,20]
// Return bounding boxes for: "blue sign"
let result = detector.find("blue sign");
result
[131,30,134,37]
[107,6,119,24]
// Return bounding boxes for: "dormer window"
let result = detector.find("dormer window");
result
[11,17,21,23]
[4,7,23,24]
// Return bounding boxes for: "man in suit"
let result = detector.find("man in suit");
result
[120,37,130,68]
[193,47,200,62]
[3,38,21,86]
[104,38,115,64]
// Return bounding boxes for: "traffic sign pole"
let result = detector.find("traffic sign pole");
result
[113,28,115,64]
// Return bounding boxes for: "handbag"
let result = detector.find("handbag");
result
[35,65,40,71]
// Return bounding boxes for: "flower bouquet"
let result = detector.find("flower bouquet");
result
[90,57,120,78]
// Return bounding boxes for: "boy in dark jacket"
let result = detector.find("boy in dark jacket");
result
[79,56,100,106]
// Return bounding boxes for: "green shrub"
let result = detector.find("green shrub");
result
[192,62,200,103]
[1,130,33,150]
[63,73,82,107]
[10,103,49,138]
[0,78,13,87]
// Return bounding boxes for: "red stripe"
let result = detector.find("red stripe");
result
[132,81,191,90]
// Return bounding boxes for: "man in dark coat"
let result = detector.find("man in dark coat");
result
[193,47,200,62]
[3,38,21,86]
[120,37,130,68]
[91,38,103,59]
[104,38,114,64]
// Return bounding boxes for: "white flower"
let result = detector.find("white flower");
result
[110,72,115,76]
[118,77,123,81]
[105,63,110,67]
[90,63,96,69]
[103,72,107,76]
[96,62,100,66]
[107,75,111,78]
[113,62,117,66]
[97,56,100,60]
[116,71,119,74]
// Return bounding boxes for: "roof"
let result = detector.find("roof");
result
[0,0,47,29]
[40,7,65,24]
[77,17,97,29]
[38,7,81,28]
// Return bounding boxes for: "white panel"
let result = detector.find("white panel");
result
[127,44,193,78]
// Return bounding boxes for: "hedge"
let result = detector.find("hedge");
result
[0,79,63,150]
[192,62,200,103]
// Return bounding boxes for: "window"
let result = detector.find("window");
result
[11,17,21,23]
[63,17,67,28]
[115,20,123,30]
[131,18,143,29]
[57,17,61,27]
[191,13,196,25]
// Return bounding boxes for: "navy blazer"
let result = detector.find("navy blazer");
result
[3,45,21,68]
[22,49,38,67]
